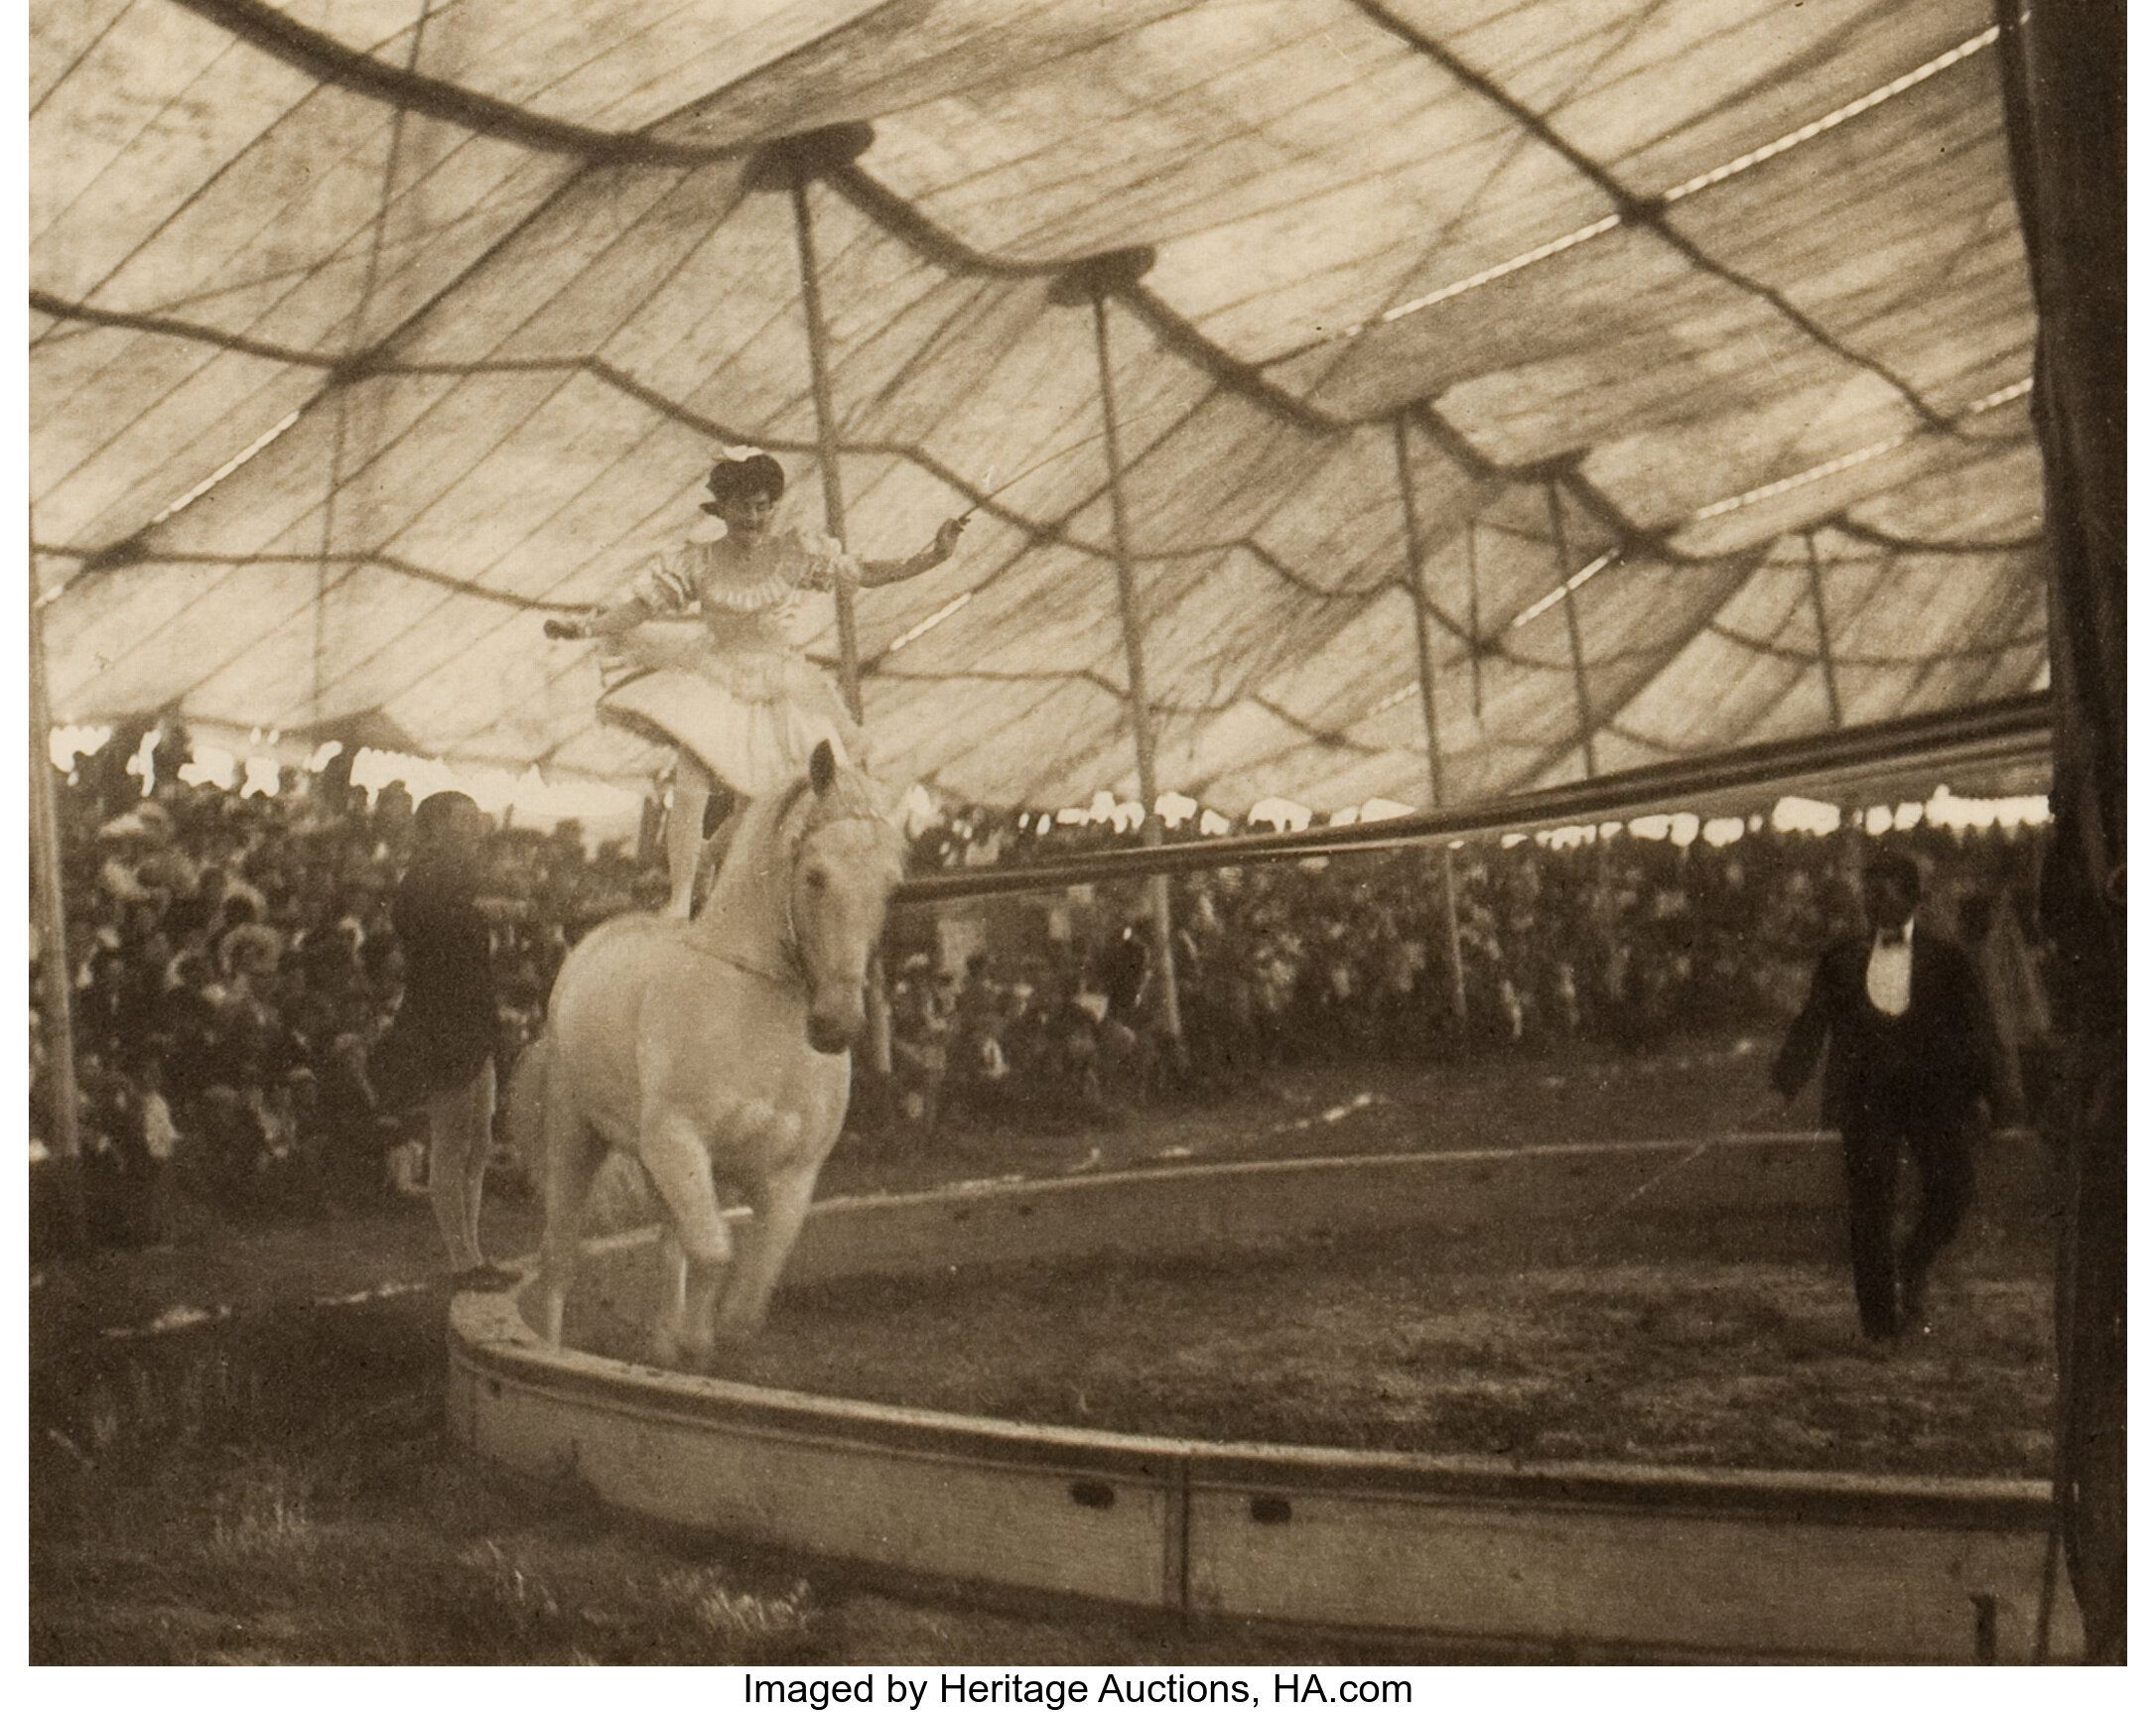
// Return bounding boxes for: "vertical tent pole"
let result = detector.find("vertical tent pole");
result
[29,543,83,1250]
[1544,477,1599,776]
[1392,414,1467,1023]
[787,163,864,723]
[316,4,431,725]
[1465,516,1484,721]
[782,143,889,1078]
[1992,0,2126,1649]
[1080,272,1182,1046]
[1803,530,1844,728]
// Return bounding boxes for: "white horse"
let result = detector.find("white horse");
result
[518,740,905,1368]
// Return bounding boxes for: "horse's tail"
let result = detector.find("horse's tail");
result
[505,1032,553,1187]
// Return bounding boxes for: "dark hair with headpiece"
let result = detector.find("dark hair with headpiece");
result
[702,454,785,512]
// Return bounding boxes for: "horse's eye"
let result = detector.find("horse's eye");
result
[806,868,829,890]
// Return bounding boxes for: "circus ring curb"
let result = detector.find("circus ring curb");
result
[447,1134,2078,1662]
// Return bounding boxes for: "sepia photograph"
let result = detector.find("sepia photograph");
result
[23,0,2123,1667]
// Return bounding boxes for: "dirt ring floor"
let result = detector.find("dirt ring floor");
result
[30,1041,2062,1662]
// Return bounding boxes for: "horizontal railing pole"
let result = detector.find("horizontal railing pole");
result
[890,694,2051,907]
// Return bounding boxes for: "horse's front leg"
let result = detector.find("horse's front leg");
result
[637,1113,733,1371]
[712,1162,820,1345]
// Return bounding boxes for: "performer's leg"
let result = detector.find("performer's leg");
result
[1898,1111,1975,1329]
[698,783,742,893]
[666,751,713,918]
[1840,1114,1900,1340]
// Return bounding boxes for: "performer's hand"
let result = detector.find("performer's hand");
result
[933,515,970,558]
[544,614,587,641]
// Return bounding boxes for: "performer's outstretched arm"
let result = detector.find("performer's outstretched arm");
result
[858,516,969,588]
[544,593,653,640]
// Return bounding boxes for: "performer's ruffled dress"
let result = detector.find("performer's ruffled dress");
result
[595,520,866,795]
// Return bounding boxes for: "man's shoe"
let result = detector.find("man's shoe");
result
[1896,1266,1931,1338]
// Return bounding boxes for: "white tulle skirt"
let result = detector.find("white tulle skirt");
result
[595,619,863,797]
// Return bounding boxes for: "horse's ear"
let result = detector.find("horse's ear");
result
[809,739,838,796]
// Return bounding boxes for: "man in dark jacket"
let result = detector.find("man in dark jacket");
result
[372,791,508,1284]
[1772,852,1998,1340]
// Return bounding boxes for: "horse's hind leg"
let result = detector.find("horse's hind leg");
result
[536,1101,605,1350]
[637,1115,733,1370]
[713,1166,818,1345]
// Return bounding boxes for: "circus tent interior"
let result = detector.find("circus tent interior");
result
[31,0,2048,822]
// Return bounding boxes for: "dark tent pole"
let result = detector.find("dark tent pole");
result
[1802,530,1844,728]
[1053,252,1182,1047]
[1990,0,2126,1661]
[1392,413,1467,1024]
[29,542,84,1251]
[1542,478,1599,776]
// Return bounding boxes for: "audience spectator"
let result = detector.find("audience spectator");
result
[31,730,2056,1249]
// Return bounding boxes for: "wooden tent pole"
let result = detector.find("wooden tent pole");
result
[1085,283,1182,1046]
[1804,530,1844,728]
[786,165,863,723]
[1544,478,1599,776]
[785,155,889,1081]
[1392,414,1467,1023]
[29,543,84,1251]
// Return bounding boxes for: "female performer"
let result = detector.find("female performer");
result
[547,451,966,916]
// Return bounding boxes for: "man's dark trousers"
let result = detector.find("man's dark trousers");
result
[1838,1087,1976,1339]
[1773,929,1996,1339]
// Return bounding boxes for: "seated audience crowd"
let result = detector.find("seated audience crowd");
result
[896,809,2050,1132]
[31,725,2051,1248]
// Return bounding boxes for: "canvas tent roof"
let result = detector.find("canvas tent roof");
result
[30,0,2047,816]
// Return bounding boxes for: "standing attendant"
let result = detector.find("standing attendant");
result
[371,791,507,1284]
[1771,853,2000,1341]
[547,450,967,916]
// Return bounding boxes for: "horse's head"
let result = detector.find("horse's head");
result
[786,741,907,1055]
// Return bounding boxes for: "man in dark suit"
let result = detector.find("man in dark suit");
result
[371,791,510,1286]
[1772,852,1998,1341]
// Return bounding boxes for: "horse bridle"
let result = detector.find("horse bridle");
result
[704,796,893,996]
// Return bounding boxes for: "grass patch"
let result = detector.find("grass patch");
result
[29,1296,830,1665]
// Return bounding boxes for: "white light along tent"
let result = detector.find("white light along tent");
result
[30,0,2045,817]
